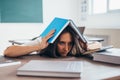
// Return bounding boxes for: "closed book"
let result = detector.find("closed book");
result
[40,17,87,43]
[17,60,83,78]
[92,48,120,64]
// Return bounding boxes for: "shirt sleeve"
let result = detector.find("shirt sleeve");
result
[22,37,42,46]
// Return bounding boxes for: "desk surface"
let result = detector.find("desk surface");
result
[0,55,120,80]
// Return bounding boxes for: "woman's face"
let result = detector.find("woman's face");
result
[57,32,73,57]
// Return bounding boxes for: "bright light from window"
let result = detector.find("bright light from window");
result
[109,0,120,10]
[93,0,107,14]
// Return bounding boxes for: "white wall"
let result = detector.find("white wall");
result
[0,0,79,55]
[79,13,120,29]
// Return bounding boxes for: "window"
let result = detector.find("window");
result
[109,0,120,10]
[89,0,120,15]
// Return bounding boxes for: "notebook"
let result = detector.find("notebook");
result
[17,60,83,78]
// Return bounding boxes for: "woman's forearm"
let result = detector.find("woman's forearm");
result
[4,45,40,57]
[4,30,55,57]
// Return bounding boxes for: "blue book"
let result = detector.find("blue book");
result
[40,17,87,43]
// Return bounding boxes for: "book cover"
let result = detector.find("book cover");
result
[17,60,82,78]
[40,17,87,43]
[40,17,69,43]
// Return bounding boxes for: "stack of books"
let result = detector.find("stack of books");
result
[92,48,120,64]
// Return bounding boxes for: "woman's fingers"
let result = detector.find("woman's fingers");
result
[44,30,55,41]
[37,30,55,50]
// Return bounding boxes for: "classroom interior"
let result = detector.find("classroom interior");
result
[0,0,120,55]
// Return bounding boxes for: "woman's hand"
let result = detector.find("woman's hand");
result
[38,30,55,50]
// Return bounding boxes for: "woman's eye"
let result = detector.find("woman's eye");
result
[59,42,64,45]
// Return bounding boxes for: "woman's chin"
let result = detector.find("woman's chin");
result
[61,53,68,57]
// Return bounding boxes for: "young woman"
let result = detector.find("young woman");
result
[39,26,87,57]
[4,27,101,57]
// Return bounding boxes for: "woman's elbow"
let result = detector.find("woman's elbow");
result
[4,46,17,57]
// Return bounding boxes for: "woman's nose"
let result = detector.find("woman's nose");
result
[65,44,69,51]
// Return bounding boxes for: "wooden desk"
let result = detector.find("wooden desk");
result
[0,55,120,80]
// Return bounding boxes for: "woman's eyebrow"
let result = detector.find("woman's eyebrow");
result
[58,41,65,43]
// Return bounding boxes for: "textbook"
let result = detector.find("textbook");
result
[17,60,83,78]
[40,17,87,43]
[0,56,21,67]
[92,48,120,64]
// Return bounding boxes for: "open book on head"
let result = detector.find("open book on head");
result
[40,17,87,44]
